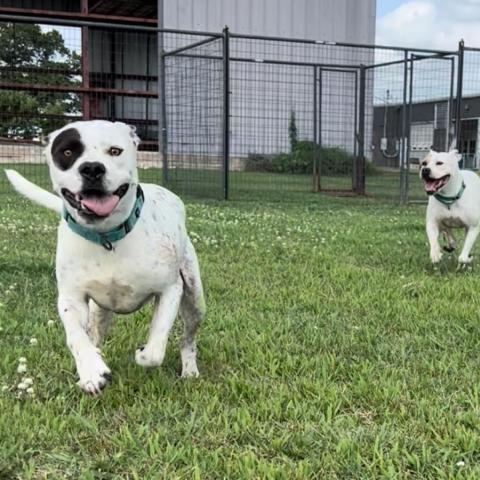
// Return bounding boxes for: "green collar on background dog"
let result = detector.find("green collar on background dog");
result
[63,185,144,250]
[434,181,466,209]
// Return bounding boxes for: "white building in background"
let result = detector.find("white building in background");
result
[163,0,376,159]
[163,0,375,44]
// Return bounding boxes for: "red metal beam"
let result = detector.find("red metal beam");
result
[0,7,157,25]
[0,82,157,98]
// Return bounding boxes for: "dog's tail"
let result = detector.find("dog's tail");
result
[4,169,62,214]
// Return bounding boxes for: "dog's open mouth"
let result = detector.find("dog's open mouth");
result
[61,184,129,218]
[423,174,450,195]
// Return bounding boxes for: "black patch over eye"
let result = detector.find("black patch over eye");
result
[51,128,84,171]
[108,147,123,156]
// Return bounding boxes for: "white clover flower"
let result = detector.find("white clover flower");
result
[456,461,465,467]
[18,357,27,364]
[1,385,8,392]
[47,320,55,327]
[17,364,27,374]
[26,387,34,395]
[17,382,28,390]
[29,338,38,346]
[22,378,33,386]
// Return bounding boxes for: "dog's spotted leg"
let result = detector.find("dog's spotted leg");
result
[179,239,205,378]
[87,299,113,348]
[427,219,442,263]
[58,294,111,394]
[459,225,480,264]
[135,278,183,368]
[442,229,456,253]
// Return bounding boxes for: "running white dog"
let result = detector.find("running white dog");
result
[420,149,480,265]
[5,120,205,394]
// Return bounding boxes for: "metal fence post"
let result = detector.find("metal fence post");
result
[454,39,465,151]
[222,26,230,200]
[158,0,168,184]
[399,50,409,204]
[355,65,366,195]
[312,65,320,192]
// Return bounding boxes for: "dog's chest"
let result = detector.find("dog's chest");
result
[57,217,184,313]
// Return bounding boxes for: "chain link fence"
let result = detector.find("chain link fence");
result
[0,15,475,203]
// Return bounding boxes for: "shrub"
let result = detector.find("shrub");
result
[245,140,376,175]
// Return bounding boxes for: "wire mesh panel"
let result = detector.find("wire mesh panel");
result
[0,21,163,191]
[318,68,358,192]
[0,22,82,190]
[227,35,373,201]
[229,60,315,200]
[0,17,468,203]
[461,48,480,170]
[163,35,225,199]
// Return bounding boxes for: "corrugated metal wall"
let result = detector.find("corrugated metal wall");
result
[163,0,375,44]
[163,0,376,157]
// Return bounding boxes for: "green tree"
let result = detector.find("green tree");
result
[288,110,298,152]
[0,22,81,139]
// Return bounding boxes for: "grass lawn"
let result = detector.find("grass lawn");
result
[0,163,426,203]
[2,184,480,478]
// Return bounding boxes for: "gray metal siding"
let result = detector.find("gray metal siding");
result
[163,0,376,43]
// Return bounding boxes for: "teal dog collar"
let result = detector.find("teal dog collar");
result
[434,181,466,209]
[63,185,144,250]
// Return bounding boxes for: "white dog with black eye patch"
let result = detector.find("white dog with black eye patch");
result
[5,120,205,394]
[420,149,480,265]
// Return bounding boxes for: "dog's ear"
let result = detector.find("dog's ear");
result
[449,149,462,164]
[115,121,140,147]
[127,124,140,147]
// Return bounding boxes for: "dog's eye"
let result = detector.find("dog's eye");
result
[436,161,443,166]
[421,162,427,166]
[63,149,72,157]
[108,147,123,156]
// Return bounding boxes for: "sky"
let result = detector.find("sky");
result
[376,0,480,49]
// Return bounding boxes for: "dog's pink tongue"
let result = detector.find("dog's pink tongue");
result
[81,195,119,216]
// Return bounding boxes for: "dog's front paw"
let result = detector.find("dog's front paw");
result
[430,249,442,264]
[181,362,199,378]
[135,344,165,367]
[458,254,473,265]
[76,353,111,395]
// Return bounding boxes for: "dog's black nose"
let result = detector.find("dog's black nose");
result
[422,167,431,178]
[79,162,106,182]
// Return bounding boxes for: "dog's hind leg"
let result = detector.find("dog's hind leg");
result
[87,300,113,348]
[135,279,183,368]
[442,229,456,252]
[179,238,205,378]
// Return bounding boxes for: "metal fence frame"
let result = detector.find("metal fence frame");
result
[0,12,475,203]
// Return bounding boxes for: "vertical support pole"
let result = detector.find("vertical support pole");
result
[312,66,320,192]
[355,66,366,195]
[455,39,465,152]
[81,0,90,120]
[407,53,414,202]
[447,56,455,149]
[353,71,358,158]
[352,70,358,190]
[158,0,169,184]
[222,26,230,200]
[399,50,409,204]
